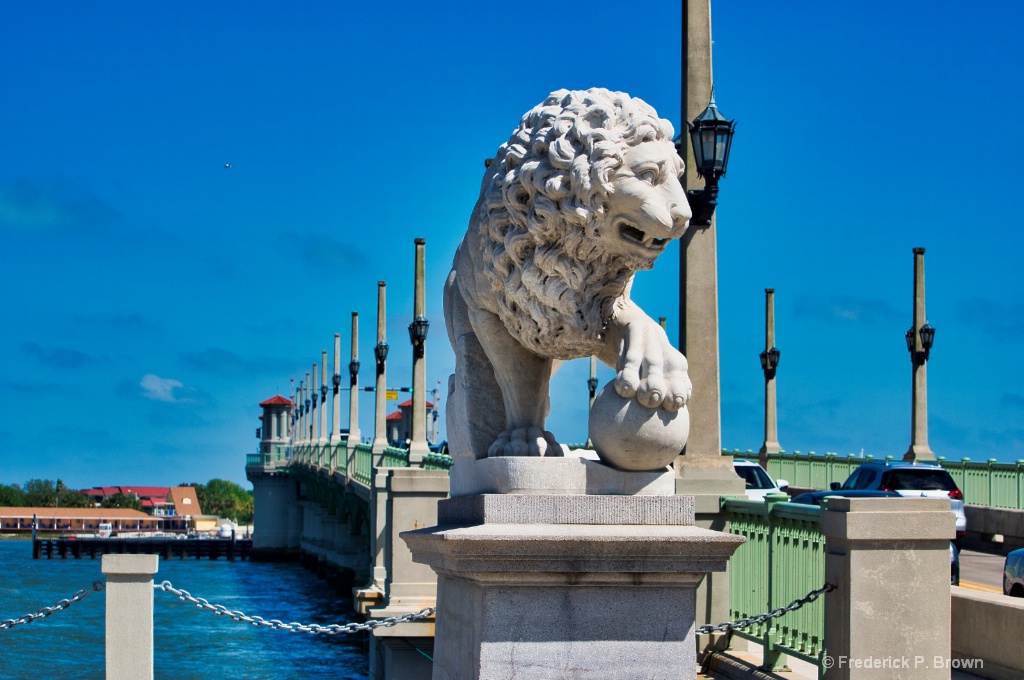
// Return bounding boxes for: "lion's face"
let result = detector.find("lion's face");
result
[599,140,691,270]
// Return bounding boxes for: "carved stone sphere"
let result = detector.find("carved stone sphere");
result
[588,382,689,471]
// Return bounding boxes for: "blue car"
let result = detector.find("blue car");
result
[1004,548,1024,597]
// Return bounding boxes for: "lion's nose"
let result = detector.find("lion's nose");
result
[670,200,692,232]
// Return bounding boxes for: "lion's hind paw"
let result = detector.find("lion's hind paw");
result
[487,427,563,458]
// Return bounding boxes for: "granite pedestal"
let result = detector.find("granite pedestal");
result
[403,462,744,680]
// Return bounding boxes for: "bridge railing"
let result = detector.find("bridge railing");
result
[938,457,1024,509]
[353,444,373,486]
[382,446,410,468]
[728,449,1024,510]
[724,493,826,671]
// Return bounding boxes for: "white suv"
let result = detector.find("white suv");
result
[733,459,789,501]
[832,461,966,541]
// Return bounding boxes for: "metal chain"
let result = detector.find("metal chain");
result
[696,582,836,635]
[0,581,106,631]
[155,581,435,635]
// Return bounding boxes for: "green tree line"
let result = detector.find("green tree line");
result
[0,478,254,524]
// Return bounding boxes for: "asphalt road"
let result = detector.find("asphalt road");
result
[959,548,1007,593]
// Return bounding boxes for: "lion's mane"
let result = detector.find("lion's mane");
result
[471,88,677,360]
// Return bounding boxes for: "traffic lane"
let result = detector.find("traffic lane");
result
[959,549,1006,592]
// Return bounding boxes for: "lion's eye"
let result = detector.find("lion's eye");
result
[637,168,658,184]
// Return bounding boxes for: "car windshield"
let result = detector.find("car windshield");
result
[881,469,957,492]
[736,465,775,490]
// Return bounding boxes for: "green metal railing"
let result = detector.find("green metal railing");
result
[382,446,410,468]
[725,493,826,674]
[727,450,1024,510]
[353,443,373,485]
[424,452,453,470]
[938,457,1024,509]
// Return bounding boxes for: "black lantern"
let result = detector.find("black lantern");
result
[374,341,389,375]
[304,397,311,414]
[676,90,736,226]
[320,383,327,403]
[588,376,598,399]
[919,323,935,351]
[332,372,341,393]
[311,391,318,409]
[349,359,360,386]
[907,323,936,364]
[409,316,430,359]
[759,346,781,377]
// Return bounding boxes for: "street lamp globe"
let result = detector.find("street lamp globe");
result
[688,90,736,181]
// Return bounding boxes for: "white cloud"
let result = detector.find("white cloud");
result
[140,374,185,403]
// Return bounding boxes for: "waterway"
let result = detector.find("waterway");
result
[0,540,369,679]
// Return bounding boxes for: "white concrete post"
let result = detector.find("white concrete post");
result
[311,364,319,446]
[823,497,953,678]
[103,554,158,680]
[759,287,782,464]
[349,311,361,447]
[331,333,341,445]
[297,379,306,445]
[372,281,389,459]
[319,350,328,444]
[409,238,430,465]
[906,247,935,461]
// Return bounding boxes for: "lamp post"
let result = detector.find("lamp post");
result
[677,90,736,227]
[904,247,936,461]
[297,379,305,444]
[348,312,361,446]
[319,351,328,444]
[408,238,430,465]
[304,372,312,443]
[675,0,741,494]
[586,356,598,449]
[372,281,389,456]
[758,288,782,465]
[310,364,318,443]
[330,333,341,444]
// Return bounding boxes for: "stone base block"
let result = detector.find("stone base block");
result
[433,576,696,680]
[449,452,674,497]
[402,493,744,679]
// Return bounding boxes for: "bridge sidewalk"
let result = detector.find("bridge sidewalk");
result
[698,642,986,680]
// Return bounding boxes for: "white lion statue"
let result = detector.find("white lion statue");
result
[444,88,693,459]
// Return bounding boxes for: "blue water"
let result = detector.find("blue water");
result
[0,540,369,679]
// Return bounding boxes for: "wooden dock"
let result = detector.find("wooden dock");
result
[32,537,253,561]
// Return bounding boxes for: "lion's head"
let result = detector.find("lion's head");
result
[471,88,691,359]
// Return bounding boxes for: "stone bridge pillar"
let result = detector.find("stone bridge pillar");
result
[823,497,953,678]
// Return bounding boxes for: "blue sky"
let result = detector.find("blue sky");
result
[2,1,1022,490]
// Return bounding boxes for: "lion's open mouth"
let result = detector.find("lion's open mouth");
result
[619,223,669,250]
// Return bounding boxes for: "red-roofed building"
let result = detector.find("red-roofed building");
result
[385,398,436,446]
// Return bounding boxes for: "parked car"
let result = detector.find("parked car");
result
[831,461,966,541]
[733,459,789,501]
[790,489,961,586]
[790,490,902,506]
[1004,548,1024,597]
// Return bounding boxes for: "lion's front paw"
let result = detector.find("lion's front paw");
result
[487,427,563,457]
[614,317,691,412]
